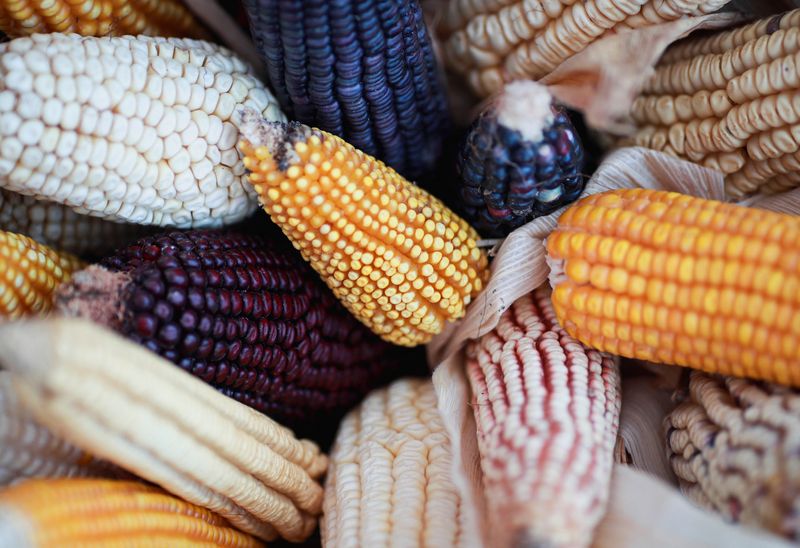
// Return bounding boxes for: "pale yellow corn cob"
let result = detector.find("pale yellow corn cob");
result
[0,317,327,543]
[466,286,621,548]
[627,9,800,198]
[0,189,152,256]
[666,371,800,540]
[322,378,475,548]
[0,478,263,547]
[0,33,285,228]
[0,0,203,38]
[436,0,730,97]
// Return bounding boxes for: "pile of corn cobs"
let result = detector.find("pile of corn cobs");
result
[0,0,800,546]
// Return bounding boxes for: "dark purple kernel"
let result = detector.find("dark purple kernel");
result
[153,301,173,322]
[158,323,181,347]
[163,267,189,287]
[131,289,155,312]
[134,313,158,338]
[167,287,186,308]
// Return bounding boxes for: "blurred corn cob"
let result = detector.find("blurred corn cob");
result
[0,478,262,547]
[0,229,82,319]
[0,33,285,228]
[322,378,474,547]
[242,0,450,181]
[0,189,153,257]
[547,188,800,385]
[456,81,585,237]
[239,114,489,346]
[666,371,800,540]
[56,230,407,434]
[466,286,620,547]
[0,317,327,542]
[0,0,203,38]
[435,0,731,97]
[624,9,800,198]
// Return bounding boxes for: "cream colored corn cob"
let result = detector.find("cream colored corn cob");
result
[0,33,285,228]
[666,371,800,540]
[436,0,730,97]
[0,189,152,256]
[0,0,203,38]
[0,318,327,543]
[0,478,263,547]
[322,378,474,548]
[625,9,800,197]
[466,286,621,548]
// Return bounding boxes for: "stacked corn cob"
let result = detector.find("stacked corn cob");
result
[625,9,800,198]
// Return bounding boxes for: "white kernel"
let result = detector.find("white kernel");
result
[144,138,164,163]
[66,162,88,184]
[109,115,129,143]
[219,148,239,167]
[205,187,229,209]
[173,105,191,132]
[165,59,183,79]
[0,137,23,161]
[17,93,42,119]
[0,113,21,136]
[124,117,144,146]
[175,78,191,104]
[99,54,117,80]
[55,77,76,103]
[75,75,93,103]
[207,116,223,144]
[135,126,157,154]
[199,68,215,88]
[192,110,210,136]
[214,72,233,93]
[150,56,167,77]
[188,84,205,110]
[88,86,111,111]
[0,160,13,176]
[39,128,60,152]
[144,100,165,126]
[155,163,176,194]
[79,107,99,135]
[187,138,207,162]
[135,92,151,118]
[206,145,221,164]
[140,163,158,188]
[163,133,182,159]
[114,64,132,90]
[18,120,44,146]
[51,54,74,76]
[33,74,55,99]
[87,167,106,189]
[1,52,24,72]
[60,102,81,131]
[54,157,74,178]
[214,165,234,188]
[183,63,200,84]
[156,108,177,137]
[218,121,238,150]
[215,93,236,120]
[6,70,34,93]
[105,142,125,170]
[191,158,213,179]
[131,63,147,92]
[39,153,55,174]
[127,156,148,186]
[41,175,63,197]
[23,50,49,74]
[114,45,132,66]
[0,91,15,113]
[89,139,108,168]
[229,79,249,103]
[117,93,137,118]
[161,78,177,106]
[105,80,124,107]
[168,149,191,173]
[202,88,220,114]
[67,184,88,204]
[95,110,113,139]
[72,136,93,163]
[117,148,138,178]
[198,172,217,193]
[145,75,163,99]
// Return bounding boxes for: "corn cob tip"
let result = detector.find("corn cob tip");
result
[237,108,312,171]
[494,81,555,142]
[54,266,128,328]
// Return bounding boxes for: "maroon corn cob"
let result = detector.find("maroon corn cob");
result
[55,230,408,436]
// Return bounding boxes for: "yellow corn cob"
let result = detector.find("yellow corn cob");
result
[435,0,730,97]
[0,0,203,38]
[666,371,800,540]
[0,317,327,543]
[547,188,800,386]
[0,229,83,319]
[238,113,489,347]
[625,9,800,198]
[322,378,474,547]
[0,478,262,547]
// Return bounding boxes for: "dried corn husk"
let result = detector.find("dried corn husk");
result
[0,317,327,543]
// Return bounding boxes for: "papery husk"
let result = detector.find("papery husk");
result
[429,147,799,547]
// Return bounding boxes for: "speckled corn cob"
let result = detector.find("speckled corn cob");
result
[466,286,620,548]
[436,0,731,97]
[625,9,800,198]
[242,0,450,181]
[0,33,285,228]
[666,371,800,540]
[0,0,202,38]
[0,229,83,319]
[322,378,473,547]
[456,81,585,237]
[56,230,406,434]
[0,189,153,257]
[0,371,122,485]
[239,114,489,346]
[547,188,800,386]
[0,317,327,542]
[0,478,262,547]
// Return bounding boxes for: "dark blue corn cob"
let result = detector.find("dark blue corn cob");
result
[456,81,585,238]
[54,230,411,437]
[242,0,450,182]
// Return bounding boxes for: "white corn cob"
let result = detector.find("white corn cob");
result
[0,33,286,228]
[666,371,800,540]
[0,189,152,256]
[322,378,476,548]
[0,371,123,485]
[465,286,621,548]
[0,317,327,543]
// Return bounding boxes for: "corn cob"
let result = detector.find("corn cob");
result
[666,371,800,540]
[0,189,153,258]
[0,229,83,319]
[0,0,203,38]
[0,317,327,542]
[624,9,800,198]
[0,478,262,547]
[0,371,123,485]
[456,81,585,237]
[238,113,489,346]
[0,34,285,228]
[322,378,474,547]
[435,0,731,98]
[547,188,800,386]
[466,286,620,547]
[242,0,450,181]
[55,230,407,435]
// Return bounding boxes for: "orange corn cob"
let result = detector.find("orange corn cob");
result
[547,188,800,386]
[0,478,262,547]
[238,112,489,346]
[0,230,83,319]
[0,0,203,38]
